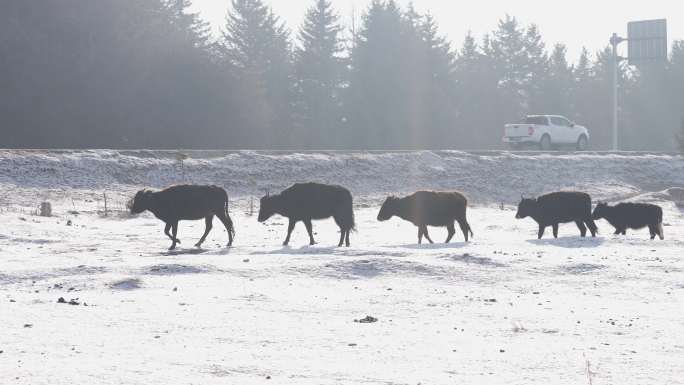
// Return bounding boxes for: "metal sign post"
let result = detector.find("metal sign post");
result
[610,34,625,151]
[609,19,667,151]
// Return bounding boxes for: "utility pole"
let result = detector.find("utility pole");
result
[610,33,626,152]
[609,20,667,151]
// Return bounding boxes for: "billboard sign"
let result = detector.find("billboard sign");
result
[628,19,667,65]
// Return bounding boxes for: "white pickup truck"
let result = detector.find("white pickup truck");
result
[503,115,590,151]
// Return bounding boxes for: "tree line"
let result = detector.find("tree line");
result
[1,0,683,150]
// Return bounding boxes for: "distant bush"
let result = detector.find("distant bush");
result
[679,118,684,153]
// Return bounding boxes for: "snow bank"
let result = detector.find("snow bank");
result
[1,150,683,207]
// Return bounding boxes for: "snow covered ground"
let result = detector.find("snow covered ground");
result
[1,150,683,384]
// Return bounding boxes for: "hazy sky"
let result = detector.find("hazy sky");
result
[191,0,680,60]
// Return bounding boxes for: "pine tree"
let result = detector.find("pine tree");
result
[486,15,531,120]
[0,0,237,148]
[585,46,624,149]
[346,0,406,148]
[165,0,212,50]
[345,1,456,149]
[522,24,549,113]
[668,41,684,151]
[416,12,458,146]
[538,44,573,115]
[571,48,594,127]
[678,118,684,153]
[294,0,346,148]
[220,0,293,147]
[452,33,500,147]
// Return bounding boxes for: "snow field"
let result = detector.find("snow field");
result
[1,198,683,384]
[1,150,683,384]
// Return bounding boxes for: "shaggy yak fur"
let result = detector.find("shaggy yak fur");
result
[592,202,664,240]
[516,191,598,239]
[258,183,355,247]
[130,185,234,250]
[377,191,473,244]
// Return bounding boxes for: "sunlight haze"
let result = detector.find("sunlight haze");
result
[191,0,680,59]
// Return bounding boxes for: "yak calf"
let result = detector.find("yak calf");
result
[592,202,664,240]
[130,185,235,250]
[258,183,355,247]
[377,191,473,244]
[516,191,598,239]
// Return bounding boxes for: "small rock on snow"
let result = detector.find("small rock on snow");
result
[355,316,378,324]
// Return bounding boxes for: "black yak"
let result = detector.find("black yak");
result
[258,183,355,247]
[516,191,597,239]
[377,191,473,244]
[130,185,235,250]
[592,202,664,240]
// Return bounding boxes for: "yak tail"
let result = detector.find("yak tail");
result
[350,209,357,232]
[224,195,236,239]
[658,222,664,240]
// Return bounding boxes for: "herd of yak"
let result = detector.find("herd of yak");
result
[129,182,665,250]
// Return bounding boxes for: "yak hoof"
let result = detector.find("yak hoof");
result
[169,245,177,251]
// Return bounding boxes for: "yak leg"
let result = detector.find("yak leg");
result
[418,227,424,244]
[457,219,470,242]
[538,225,546,240]
[164,223,173,242]
[422,226,434,244]
[164,223,181,244]
[196,215,213,248]
[552,224,559,238]
[338,229,345,247]
[648,224,658,240]
[613,228,622,235]
[303,219,316,246]
[169,221,179,250]
[333,215,345,247]
[283,219,297,246]
[621,229,627,235]
[216,211,234,246]
[657,223,665,240]
[585,219,598,237]
[333,213,352,247]
[445,222,456,243]
[575,221,587,237]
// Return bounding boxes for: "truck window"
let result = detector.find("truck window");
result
[550,117,569,126]
[524,116,548,125]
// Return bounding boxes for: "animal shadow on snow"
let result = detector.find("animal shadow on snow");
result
[160,248,210,257]
[316,258,450,280]
[250,245,339,256]
[558,263,606,275]
[109,278,143,290]
[388,242,468,250]
[527,236,605,249]
[439,253,507,268]
[142,264,214,276]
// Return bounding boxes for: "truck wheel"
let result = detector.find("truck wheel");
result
[576,135,588,151]
[539,135,552,151]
